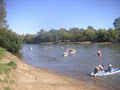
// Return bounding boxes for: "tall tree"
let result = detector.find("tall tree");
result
[83,30,95,41]
[108,28,119,42]
[87,26,94,30]
[96,29,109,42]
[113,17,120,30]
[0,0,7,26]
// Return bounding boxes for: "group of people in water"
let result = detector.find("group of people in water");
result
[94,64,114,76]
[44,46,52,50]
[64,48,76,55]
[93,50,115,76]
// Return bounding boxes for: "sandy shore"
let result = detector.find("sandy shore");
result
[0,52,102,90]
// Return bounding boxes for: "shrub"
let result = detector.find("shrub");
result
[0,27,22,52]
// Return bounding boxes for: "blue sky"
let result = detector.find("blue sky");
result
[6,0,120,35]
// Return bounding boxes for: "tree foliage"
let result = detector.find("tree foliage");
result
[21,27,120,44]
[0,27,22,52]
[96,29,109,42]
[21,17,120,44]
[108,28,119,42]
[0,0,7,26]
[113,17,120,30]
[0,0,22,52]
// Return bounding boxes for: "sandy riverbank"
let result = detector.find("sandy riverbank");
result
[0,52,102,90]
[40,41,92,45]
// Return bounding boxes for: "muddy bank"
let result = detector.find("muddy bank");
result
[0,52,102,90]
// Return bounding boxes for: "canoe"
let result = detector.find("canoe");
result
[91,68,120,76]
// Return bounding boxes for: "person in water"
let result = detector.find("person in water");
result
[97,50,102,56]
[99,65,104,75]
[94,66,100,76]
[99,65,104,71]
[108,64,114,73]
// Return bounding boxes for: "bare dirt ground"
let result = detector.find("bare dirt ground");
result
[0,52,102,90]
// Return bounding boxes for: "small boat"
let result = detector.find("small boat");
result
[70,50,76,54]
[91,68,120,76]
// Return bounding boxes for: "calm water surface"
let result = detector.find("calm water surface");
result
[19,44,120,90]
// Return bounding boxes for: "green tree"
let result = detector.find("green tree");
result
[22,34,37,44]
[108,28,119,42]
[87,26,94,30]
[113,17,120,30]
[69,27,80,41]
[58,28,69,42]
[83,29,95,41]
[0,27,22,52]
[96,29,109,42]
[0,0,7,26]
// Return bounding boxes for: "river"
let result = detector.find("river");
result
[18,43,120,90]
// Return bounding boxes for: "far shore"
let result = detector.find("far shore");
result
[0,51,102,90]
[39,41,114,45]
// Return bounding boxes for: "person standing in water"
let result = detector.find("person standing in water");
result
[97,50,102,56]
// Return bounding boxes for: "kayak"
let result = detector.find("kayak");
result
[91,68,120,76]
[70,50,76,54]
[64,53,68,57]
[63,52,69,57]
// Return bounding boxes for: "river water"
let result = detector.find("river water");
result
[18,43,120,90]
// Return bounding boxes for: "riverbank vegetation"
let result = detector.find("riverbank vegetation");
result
[21,17,120,44]
[0,26,22,52]
[22,26,120,44]
[0,0,22,53]
[0,48,17,90]
[0,47,6,59]
[0,61,17,74]
[0,60,17,90]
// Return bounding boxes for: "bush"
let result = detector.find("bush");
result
[7,61,17,68]
[0,27,22,52]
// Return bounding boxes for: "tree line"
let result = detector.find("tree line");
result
[22,22,120,44]
[22,17,120,44]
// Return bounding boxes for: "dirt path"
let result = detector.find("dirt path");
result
[1,52,102,90]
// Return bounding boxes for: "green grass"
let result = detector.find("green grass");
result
[0,61,17,74]
[4,87,11,90]
[0,47,6,59]
[4,76,15,84]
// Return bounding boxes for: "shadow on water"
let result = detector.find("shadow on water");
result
[17,43,120,89]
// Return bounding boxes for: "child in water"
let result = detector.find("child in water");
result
[97,50,102,56]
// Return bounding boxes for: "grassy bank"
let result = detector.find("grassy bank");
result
[0,61,17,90]
[0,61,17,74]
[0,48,17,90]
[0,47,6,59]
